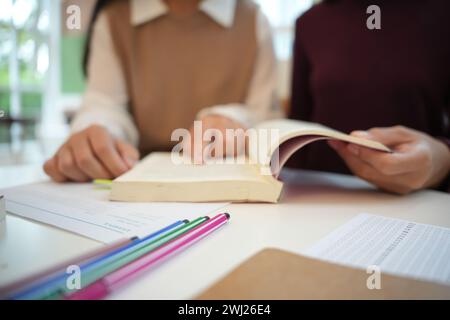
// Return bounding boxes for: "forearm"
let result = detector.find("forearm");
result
[435,137,450,192]
[72,12,138,146]
[71,96,139,146]
[196,9,281,128]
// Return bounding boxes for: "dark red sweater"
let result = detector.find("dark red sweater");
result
[289,0,450,179]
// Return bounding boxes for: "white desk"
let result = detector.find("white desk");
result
[1,165,449,299]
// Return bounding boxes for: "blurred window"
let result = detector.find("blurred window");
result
[255,0,314,60]
[0,0,50,121]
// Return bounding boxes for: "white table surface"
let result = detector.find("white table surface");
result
[0,164,449,299]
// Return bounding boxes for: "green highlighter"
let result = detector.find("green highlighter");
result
[93,179,113,189]
[39,216,209,299]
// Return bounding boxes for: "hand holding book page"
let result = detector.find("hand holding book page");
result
[110,120,390,203]
[249,119,390,178]
[329,126,450,195]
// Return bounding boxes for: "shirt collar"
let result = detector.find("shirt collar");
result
[131,0,237,28]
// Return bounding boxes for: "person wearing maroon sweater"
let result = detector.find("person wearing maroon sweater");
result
[289,0,450,194]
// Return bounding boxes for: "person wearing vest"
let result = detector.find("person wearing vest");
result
[289,0,450,194]
[44,0,280,182]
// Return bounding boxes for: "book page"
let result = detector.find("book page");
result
[251,120,391,176]
[1,182,227,243]
[116,153,265,183]
[304,214,450,285]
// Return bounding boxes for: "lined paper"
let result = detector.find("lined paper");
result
[305,214,450,285]
[1,182,227,243]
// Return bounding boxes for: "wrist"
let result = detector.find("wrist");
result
[437,138,450,172]
[430,138,450,191]
[196,105,253,129]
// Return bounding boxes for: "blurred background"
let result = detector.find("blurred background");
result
[0,0,316,166]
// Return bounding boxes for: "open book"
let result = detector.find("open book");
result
[110,120,390,203]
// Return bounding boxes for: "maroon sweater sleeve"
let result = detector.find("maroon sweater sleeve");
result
[288,0,450,193]
[290,24,313,123]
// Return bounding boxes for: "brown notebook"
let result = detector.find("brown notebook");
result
[197,249,450,300]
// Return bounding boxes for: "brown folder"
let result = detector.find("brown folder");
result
[197,248,450,300]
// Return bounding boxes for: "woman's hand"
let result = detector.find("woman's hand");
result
[188,115,247,164]
[44,125,140,182]
[329,126,450,194]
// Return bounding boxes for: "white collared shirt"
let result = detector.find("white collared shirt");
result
[72,0,280,146]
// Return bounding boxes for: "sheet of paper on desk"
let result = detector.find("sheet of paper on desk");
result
[1,182,227,243]
[304,213,450,285]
